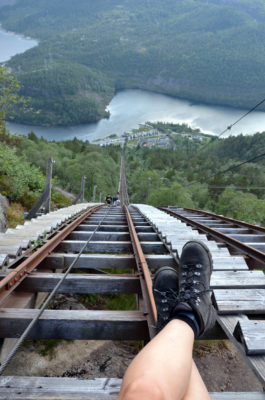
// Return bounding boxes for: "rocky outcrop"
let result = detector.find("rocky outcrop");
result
[0,193,9,233]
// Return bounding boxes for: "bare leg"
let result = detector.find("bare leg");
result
[183,361,210,400]
[118,319,209,400]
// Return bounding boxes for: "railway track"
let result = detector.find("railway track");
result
[0,202,179,398]
[1,153,265,398]
[161,206,265,269]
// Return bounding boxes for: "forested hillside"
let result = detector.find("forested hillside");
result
[126,129,265,225]
[1,0,265,125]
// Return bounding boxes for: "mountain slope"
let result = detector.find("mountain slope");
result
[1,0,265,125]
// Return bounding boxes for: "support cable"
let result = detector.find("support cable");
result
[199,97,265,153]
[203,150,265,183]
[0,206,111,375]
[186,149,265,188]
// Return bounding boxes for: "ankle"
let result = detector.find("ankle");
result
[172,311,199,338]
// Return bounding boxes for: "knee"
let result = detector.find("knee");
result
[121,374,163,400]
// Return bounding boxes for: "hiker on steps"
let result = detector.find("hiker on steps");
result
[105,193,112,205]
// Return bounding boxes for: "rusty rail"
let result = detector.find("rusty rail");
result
[124,205,157,339]
[0,205,102,305]
[161,207,265,267]
[181,207,265,234]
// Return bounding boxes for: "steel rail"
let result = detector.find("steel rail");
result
[0,204,103,305]
[180,207,265,234]
[124,205,157,339]
[161,207,265,266]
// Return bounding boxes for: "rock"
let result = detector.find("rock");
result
[0,193,8,233]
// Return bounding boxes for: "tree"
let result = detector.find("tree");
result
[0,66,28,132]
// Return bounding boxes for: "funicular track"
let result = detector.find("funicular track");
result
[1,156,265,398]
[0,200,178,399]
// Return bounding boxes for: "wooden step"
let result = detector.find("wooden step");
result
[56,240,167,254]
[234,320,265,355]
[0,309,149,340]
[3,273,141,294]
[38,253,176,270]
[0,377,264,399]
[213,289,265,314]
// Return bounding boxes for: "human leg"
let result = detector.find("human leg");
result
[182,361,210,400]
[119,241,216,400]
[118,319,195,400]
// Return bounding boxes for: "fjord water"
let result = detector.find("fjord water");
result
[3,28,265,142]
[9,90,265,142]
[0,27,37,62]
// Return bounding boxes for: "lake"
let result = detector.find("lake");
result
[2,27,265,142]
[0,26,37,62]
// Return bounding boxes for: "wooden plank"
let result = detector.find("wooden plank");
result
[6,273,141,294]
[234,320,265,355]
[247,244,265,252]
[0,308,149,340]
[213,289,265,314]
[0,376,121,399]
[218,315,265,387]
[76,224,128,232]
[211,256,248,271]
[0,238,31,249]
[38,253,136,269]
[57,240,133,253]
[230,235,265,243]
[0,377,264,399]
[69,231,158,241]
[0,254,9,268]
[0,245,22,257]
[216,228,251,234]
[38,253,176,270]
[210,394,265,400]
[211,271,265,289]
[69,231,131,241]
[56,240,167,254]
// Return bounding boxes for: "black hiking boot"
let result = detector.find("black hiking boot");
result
[153,266,179,333]
[172,240,216,338]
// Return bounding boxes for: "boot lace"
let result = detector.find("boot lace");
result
[179,263,210,303]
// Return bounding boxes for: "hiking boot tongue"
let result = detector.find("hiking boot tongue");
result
[178,241,216,337]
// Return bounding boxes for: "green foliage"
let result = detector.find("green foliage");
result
[2,1,265,125]
[19,134,120,200]
[149,183,194,207]
[125,130,265,225]
[0,143,45,201]
[216,189,265,225]
[0,65,28,130]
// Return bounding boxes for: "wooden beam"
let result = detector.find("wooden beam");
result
[213,289,265,314]
[210,271,265,289]
[0,309,149,340]
[6,273,141,294]
[234,320,265,355]
[38,253,176,270]
[77,224,128,232]
[0,377,264,399]
[56,241,167,254]
[218,315,265,387]
[68,231,131,241]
